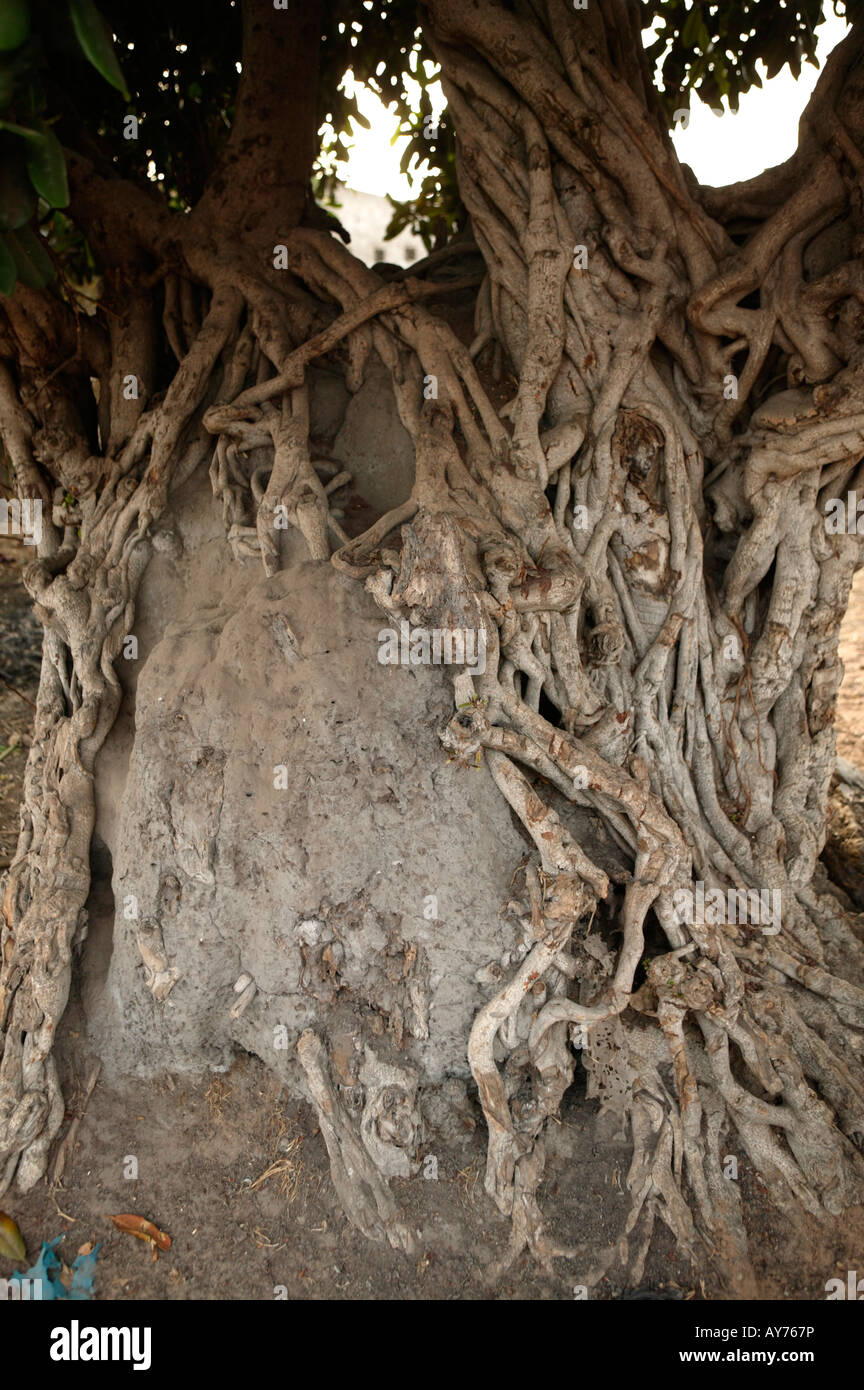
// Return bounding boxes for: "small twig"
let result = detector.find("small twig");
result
[33,351,81,398]
[0,673,36,709]
[49,1187,78,1224]
[52,1061,101,1186]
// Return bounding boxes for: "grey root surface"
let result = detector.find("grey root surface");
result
[5,0,864,1294]
[84,381,522,1108]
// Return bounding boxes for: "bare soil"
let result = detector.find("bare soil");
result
[2,541,864,1301]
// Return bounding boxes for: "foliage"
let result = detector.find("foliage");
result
[0,0,138,293]
[646,0,863,114]
[315,1,463,249]
[0,0,858,290]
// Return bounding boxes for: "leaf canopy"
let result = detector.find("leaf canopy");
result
[0,0,855,288]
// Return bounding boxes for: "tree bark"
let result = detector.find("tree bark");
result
[2,0,864,1291]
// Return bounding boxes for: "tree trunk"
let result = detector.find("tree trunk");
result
[2,0,864,1291]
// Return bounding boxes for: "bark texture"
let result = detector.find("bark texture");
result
[2,0,864,1289]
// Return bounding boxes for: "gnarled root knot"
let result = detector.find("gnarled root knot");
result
[297,1029,416,1255]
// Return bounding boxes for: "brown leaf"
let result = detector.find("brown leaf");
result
[109,1214,171,1251]
[0,1211,26,1261]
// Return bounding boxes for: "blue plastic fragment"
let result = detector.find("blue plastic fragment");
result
[68,1242,100,1300]
[10,1234,100,1300]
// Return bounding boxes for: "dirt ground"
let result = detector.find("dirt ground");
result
[2,539,864,1301]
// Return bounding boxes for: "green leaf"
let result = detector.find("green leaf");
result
[0,0,29,53]
[69,0,130,100]
[0,148,35,229]
[0,233,17,296]
[681,6,710,51]
[0,55,19,105]
[16,67,45,118]
[24,125,68,207]
[345,95,371,131]
[0,120,69,207]
[5,223,53,287]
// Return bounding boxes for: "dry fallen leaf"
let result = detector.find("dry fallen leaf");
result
[109,1213,172,1259]
[0,1212,26,1261]
[77,1241,94,1257]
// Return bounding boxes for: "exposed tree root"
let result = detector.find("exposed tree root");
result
[2,0,864,1293]
[297,1030,416,1255]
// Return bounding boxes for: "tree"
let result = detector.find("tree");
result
[1,0,864,1290]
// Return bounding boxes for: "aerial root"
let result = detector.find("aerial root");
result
[465,868,864,1290]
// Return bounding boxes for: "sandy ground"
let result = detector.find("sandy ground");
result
[1,538,864,1300]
